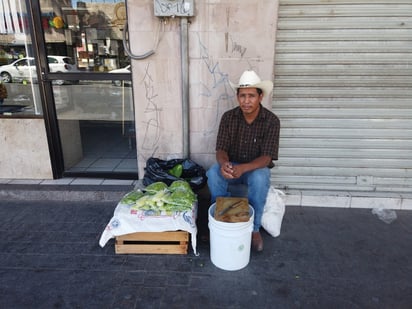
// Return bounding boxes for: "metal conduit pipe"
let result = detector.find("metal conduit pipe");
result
[180,17,190,159]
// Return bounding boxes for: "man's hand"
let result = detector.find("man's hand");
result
[220,161,235,179]
[220,162,245,179]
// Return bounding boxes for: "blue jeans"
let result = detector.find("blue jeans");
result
[206,163,270,231]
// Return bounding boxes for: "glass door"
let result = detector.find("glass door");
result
[33,0,137,179]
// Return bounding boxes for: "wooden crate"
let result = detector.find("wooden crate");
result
[115,231,189,254]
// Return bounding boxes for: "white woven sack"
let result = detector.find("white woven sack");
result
[261,186,285,237]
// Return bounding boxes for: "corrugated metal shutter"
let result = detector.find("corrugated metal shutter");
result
[272,0,412,193]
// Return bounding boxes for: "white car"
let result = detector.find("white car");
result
[0,55,77,85]
[109,65,131,86]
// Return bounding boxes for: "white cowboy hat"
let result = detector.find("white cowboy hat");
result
[230,70,274,98]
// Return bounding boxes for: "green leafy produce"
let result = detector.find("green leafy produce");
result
[134,195,152,208]
[120,190,144,204]
[168,164,183,178]
[144,181,168,194]
[169,180,192,192]
[130,180,196,213]
[162,189,195,209]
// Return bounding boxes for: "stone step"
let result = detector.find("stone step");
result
[0,184,134,202]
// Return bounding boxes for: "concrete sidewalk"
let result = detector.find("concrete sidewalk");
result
[0,190,411,309]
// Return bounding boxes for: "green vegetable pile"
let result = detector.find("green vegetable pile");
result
[120,180,196,214]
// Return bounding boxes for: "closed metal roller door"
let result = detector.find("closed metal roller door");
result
[272,0,412,193]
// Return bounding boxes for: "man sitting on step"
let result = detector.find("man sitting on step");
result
[206,70,280,252]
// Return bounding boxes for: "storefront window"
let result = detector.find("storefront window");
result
[0,0,42,115]
[1,0,136,177]
[0,0,130,117]
[43,0,128,72]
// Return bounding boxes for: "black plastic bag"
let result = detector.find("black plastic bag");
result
[142,157,207,190]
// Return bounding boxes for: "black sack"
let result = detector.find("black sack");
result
[142,157,207,190]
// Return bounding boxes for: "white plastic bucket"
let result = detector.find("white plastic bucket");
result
[208,203,254,271]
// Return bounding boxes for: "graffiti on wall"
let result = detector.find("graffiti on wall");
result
[140,62,160,153]
[196,33,235,134]
[196,32,249,135]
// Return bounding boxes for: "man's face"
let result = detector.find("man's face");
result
[237,88,262,116]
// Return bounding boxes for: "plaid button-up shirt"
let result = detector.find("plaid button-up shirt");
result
[216,105,280,167]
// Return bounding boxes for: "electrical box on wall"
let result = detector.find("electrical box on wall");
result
[154,0,195,17]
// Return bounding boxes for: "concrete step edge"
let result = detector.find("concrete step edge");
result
[0,185,134,202]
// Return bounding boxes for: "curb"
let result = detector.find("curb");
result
[0,185,134,202]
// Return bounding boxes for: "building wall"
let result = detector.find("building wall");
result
[127,0,279,176]
[0,118,53,179]
[127,0,412,210]
[0,1,410,209]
